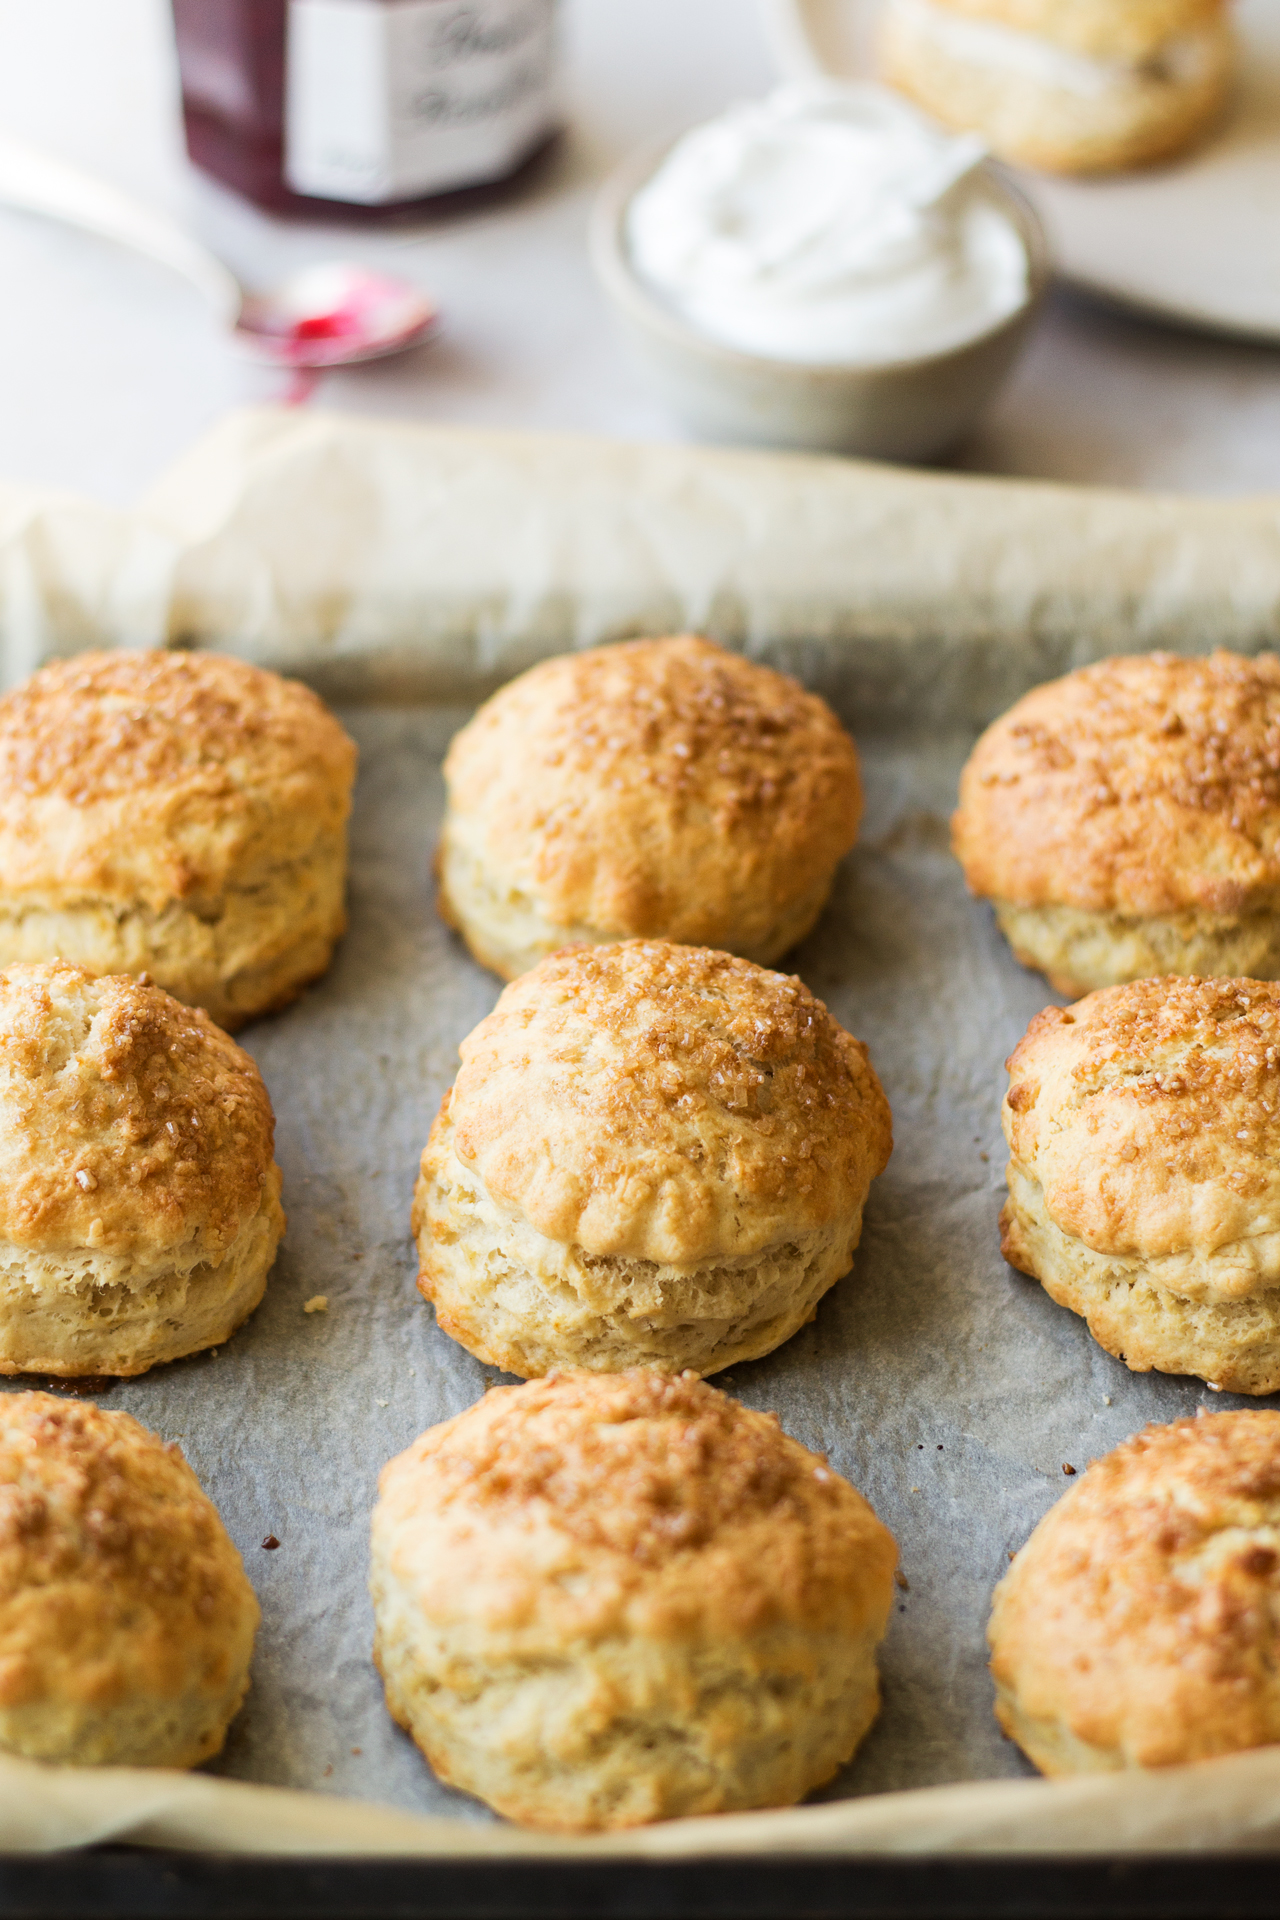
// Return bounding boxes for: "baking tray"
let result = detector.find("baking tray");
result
[4,690,1277,1916]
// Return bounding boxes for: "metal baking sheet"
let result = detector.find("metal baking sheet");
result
[0,698,1251,1824]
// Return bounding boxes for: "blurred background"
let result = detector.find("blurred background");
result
[1,0,1278,504]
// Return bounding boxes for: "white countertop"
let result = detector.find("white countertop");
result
[1,0,1278,508]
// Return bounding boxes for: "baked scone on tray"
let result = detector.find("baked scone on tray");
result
[989,1412,1280,1775]
[437,635,861,981]
[879,0,1235,173]
[954,651,1280,997]
[0,1392,258,1767]
[371,1370,897,1830]
[0,960,284,1378]
[413,940,891,1377]
[0,649,357,1030]
[1001,974,1280,1393]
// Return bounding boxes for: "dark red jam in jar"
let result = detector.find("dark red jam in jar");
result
[171,0,561,218]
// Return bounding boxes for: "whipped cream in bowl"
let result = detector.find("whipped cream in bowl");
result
[590,81,1049,459]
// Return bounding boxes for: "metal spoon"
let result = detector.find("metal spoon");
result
[0,132,439,368]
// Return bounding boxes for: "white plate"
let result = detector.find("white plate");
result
[760,0,1280,342]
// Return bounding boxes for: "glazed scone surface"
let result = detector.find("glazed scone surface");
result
[954,652,1280,994]
[438,636,861,980]
[989,1411,1280,1775]
[0,960,284,1378]
[0,649,357,1028]
[1002,976,1280,1393]
[414,941,892,1376]
[371,1369,897,1830]
[0,1392,259,1767]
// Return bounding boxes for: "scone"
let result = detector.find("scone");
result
[879,0,1234,174]
[371,1369,897,1830]
[412,941,892,1377]
[954,651,1280,997]
[0,960,284,1378]
[989,1411,1280,1774]
[437,636,861,981]
[0,1392,259,1767]
[1001,975,1280,1394]
[0,649,357,1029]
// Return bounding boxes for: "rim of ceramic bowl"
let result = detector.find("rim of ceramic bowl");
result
[588,132,1053,381]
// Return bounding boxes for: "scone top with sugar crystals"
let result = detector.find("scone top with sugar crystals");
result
[989,1411,1280,1774]
[371,1370,897,1829]
[0,1392,259,1768]
[377,1371,895,1642]
[444,940,891,1266]
[438,636,861,979]
[0,960,278,1270]
[0,649,355,913]
[956,652,1280,920]
[918,0,1228,60]
[1003,977,1280,1305]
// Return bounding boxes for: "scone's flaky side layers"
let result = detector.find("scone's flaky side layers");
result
[437,636,861,980]
[879,0,1233,175]
[371,1370,898,1830]
[0,649,358,1029]
[0,960,284,1378]
[413,942,892,1376]
[1001,976,1280,1394]
[989,1412,1280,1775]
[954,652,1280,996]
[0,1393,259,1767]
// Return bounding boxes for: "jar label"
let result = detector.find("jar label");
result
[285,0,558,204]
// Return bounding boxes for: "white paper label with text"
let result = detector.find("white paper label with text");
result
[285,0,557,204]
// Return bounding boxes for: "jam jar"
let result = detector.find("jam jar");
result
[171,0,561,217]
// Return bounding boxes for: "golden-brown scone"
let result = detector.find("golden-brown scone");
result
[954,652,1280,997]
[1001,975,1280,1394]
[989,1411,1280,1775]
[0,1392,259,1767]
[0,961,284,1378]
[880,0,1234,174]
[0,649,358,1030]
[437,636,861,982]
[371,1369,897,1830]
[413,941,892,1378]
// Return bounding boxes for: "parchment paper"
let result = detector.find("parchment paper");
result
[5,413,1280,1857]
[4,406,1280,723]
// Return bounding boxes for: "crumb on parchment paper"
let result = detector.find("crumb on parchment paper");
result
[304,1296,329,1314]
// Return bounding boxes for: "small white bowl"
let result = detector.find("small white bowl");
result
[589,139,1051,463]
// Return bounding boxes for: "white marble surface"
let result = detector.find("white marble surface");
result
[0,0,1278,507]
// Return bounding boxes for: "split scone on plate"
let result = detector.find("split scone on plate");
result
[989,1412,1280,1774]
[1001,974,1280,1394]
[879,0,1235,174]
[371,1369,897,1830]
[437,635,861,982]
[0,649,358,1030]
[0,960,284,1378]
[954,651,1280,998]
[0,1392,259,1767]
[413,940,892,1378]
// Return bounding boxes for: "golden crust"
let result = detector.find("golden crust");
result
[1003,978,1280,1295]
[955,653,1280,921]
[371,1371,897,1828]
[0,961,279,1264]
[438,637,861,979]
[432,941,892,1269]
[0,1392,259,1767]
[880,0,1233,173]
[921,0,1225,60]
[989,1412,1280,1774]
[0,650,357,1025]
